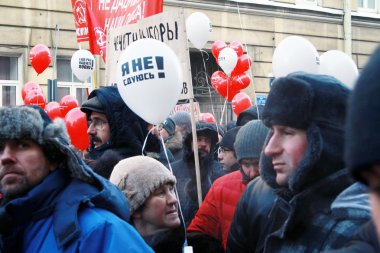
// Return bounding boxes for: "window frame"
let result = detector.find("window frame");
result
[0,55,23,106]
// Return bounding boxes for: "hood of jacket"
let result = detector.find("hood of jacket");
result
[87,86,148,157]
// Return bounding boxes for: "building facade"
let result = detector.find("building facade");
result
[0,0,379,121]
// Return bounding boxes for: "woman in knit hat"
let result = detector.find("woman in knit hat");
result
[110,156,185,253]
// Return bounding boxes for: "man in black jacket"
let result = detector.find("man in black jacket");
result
[227,72,371,253]
[81,86,148,178]
[171,121,224,226]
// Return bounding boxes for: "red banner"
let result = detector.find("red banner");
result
[86,3,107,62]
[71,0,163,42]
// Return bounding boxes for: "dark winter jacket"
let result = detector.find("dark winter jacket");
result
[321,220,380,253]
[228,73,371,252]
[142,225,185,253]
[171,122,225,226]
[0,167,152,253]
[227,177,277,253]
[86,87,148,176]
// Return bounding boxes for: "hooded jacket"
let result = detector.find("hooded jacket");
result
[227,73,371,253]
[85,86,148,163]
[171,121,224,226]
[0,105,152,253]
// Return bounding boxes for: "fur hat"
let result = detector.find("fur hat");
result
[234,120,269,162]
[170,111,192,133]
[220,127,241,151]
[162,117,175,136]
[346,45,380,183]
[0,105,94,183]
[110,156,176,214]
[260,72,350,193]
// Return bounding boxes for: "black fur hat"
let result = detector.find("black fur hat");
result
[260,72,350,193]
[345,45,380,183]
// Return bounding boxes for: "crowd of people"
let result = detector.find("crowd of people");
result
[1,45,380,252]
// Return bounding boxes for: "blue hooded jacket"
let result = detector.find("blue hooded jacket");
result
[0,166,153,253]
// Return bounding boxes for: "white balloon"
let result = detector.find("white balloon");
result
[218,47,238,76]
[70,49,95,82]
[186,12,212,50]
[319,50,358,89]
[272,36,320,77]
[116,39,183,125]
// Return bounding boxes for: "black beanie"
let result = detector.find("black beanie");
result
[220,127,241,151]
[345,45,380,183]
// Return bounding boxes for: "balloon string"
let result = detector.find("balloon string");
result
[236,2,260,119]
[200,49,221,133]
[141,127,154,156]
[158,129,187,245]
[219,99,227,126]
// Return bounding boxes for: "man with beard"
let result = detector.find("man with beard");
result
[171,121,225,226]
[0,105,153,252]
[80,86,148,178]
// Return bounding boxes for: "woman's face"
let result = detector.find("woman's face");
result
[136,183,180,235]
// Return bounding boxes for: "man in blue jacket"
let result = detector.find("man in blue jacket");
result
[0,105,153,252]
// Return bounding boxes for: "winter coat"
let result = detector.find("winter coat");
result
[187,170,247,249]
[171,122,225,226]
[321,220,380,253]
[227,172,371,253]
[0,169,153,253]
[86,87,148,176]
[142,225,185,253]
[226,177,277,253]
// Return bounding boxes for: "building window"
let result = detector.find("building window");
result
[357,0,377,12]
[0,56,21,106]
[57,58,91,105]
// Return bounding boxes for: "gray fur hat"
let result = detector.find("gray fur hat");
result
[234,120,269,162]
[0,105,94,183]
[110,156,176,214]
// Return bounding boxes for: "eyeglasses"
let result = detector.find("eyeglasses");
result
[88,118,108,131]
[218,146,232,155]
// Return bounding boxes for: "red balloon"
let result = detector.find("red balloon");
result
[231,73,251,90]
[211,71,241,101]
[229,41,244,57]
[226,87,241,102]
[211,40,227,60]
[211,71,228,97]
[24,91,46,109]
[45,101,63,120]
[200,112,215,123]
[232,92,252,116]
[232,54,252,75]
[60,95,79,117]
[65,108,90,151]
[22,81,42,100]
[30,44,51,75]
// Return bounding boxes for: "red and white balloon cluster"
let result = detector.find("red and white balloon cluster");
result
[210,40,253,115]
[21,81,89,151]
